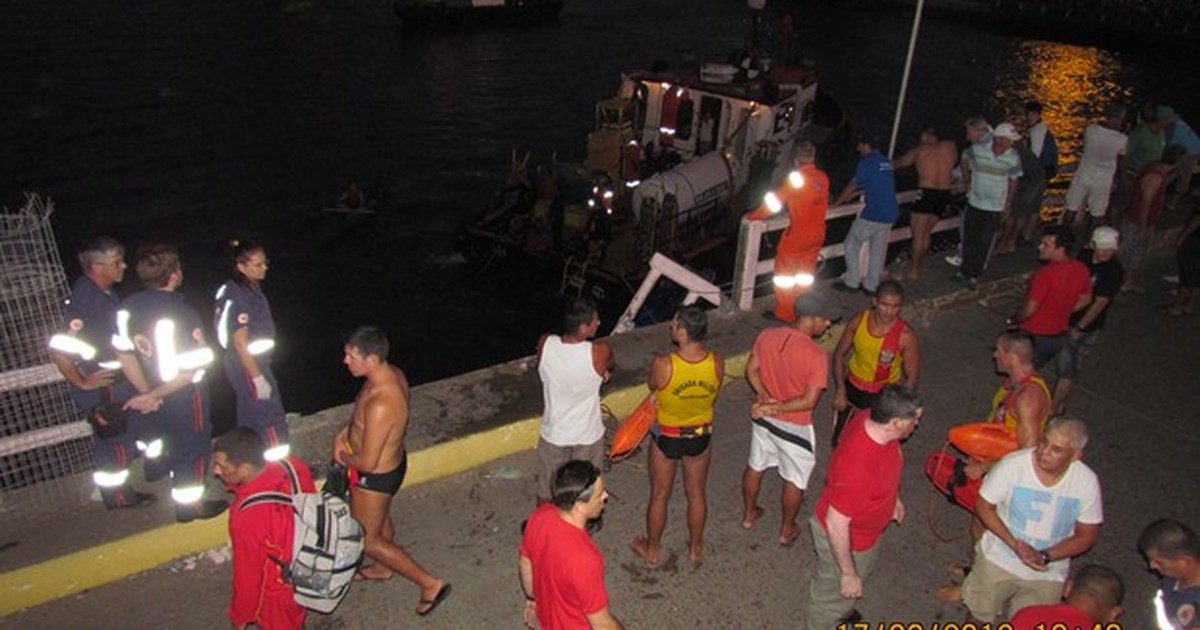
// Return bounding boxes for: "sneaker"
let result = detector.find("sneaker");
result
[945,253,962,267]
[176,499,230,523]
[1164,274,1180,284]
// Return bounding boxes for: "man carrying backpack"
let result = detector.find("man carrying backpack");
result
[214,427,316,630]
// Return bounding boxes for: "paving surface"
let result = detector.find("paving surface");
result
[2,232,1199,629]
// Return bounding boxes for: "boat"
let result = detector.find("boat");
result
[455,5,847,314]
[394,0,564,28]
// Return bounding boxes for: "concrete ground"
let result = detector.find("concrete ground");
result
[2,233,1199,629]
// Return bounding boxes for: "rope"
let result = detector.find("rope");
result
[925,441,971,543]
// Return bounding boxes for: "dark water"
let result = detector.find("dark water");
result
[2,0,1196,415]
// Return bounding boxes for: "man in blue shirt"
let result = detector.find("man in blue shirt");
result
[833,135,898,295]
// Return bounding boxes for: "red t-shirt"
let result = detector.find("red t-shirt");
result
[1021,259,1091,335]
[751,327,829,425]
[229,457,316,630]
[1009,602,1097,630]
[816,410,902,551]
[520,504,608,629]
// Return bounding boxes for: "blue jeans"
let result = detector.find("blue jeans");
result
[842,217,893,291]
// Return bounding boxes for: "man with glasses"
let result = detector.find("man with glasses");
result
[49,236,154,509]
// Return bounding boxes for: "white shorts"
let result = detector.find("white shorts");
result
[1064,169,1115,217]
[747,417,817,489]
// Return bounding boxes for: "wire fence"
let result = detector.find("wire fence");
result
[0,194,94,519]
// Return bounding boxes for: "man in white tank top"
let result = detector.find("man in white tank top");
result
[535,298,613,503]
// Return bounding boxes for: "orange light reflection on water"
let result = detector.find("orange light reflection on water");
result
[995,41,1132,165]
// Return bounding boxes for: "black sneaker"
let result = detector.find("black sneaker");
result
[175,499,230,523]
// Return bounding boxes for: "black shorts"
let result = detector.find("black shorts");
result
[356,451,408,496]
[844,379,879,410]
[653,433,711,460]
[913,188,953,216]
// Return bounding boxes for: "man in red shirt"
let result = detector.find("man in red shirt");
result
[1009,564,1125,630]
[213,427,316,630]
[1012,226,1092,368]
[519,460,623,630]
[804,385,923,630]
[742,291,847,547]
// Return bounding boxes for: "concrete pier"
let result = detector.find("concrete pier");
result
[1,235,1198,628]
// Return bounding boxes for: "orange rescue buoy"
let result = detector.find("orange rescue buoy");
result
[607,395,657,462]
[948,422,1019,462]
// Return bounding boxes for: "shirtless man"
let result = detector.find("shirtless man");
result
[331,326,451,617]
[894,127,959,280]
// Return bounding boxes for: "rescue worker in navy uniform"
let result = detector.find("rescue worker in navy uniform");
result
[114,243,228,522]
[48,236,155,509]
[214,237,290,461]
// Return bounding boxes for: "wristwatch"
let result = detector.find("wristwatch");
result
[1039,549,1053,565]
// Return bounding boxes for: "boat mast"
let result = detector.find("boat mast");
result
[888,0,927,158]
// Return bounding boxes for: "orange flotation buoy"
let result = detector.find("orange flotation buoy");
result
[948,422,1019,462]
[607,395,657,463]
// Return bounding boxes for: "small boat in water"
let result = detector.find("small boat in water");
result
[456,4,847,312]
[394,0,564,28]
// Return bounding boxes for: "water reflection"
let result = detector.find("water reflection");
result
[995,41,1130,162]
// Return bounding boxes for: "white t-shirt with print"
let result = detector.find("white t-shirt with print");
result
[978,448,1103,582]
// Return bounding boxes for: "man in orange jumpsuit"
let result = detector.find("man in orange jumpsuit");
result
[749,141,830,322]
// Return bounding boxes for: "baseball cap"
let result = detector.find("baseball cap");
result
[993,122,1022,141]
[1091,226,1119,250]
[794,292,850,321]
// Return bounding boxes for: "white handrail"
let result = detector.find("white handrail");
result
[732,189,961,311]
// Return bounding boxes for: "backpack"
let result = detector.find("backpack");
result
[239,459,365,614]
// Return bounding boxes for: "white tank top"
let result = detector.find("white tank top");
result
[538,335,604,446]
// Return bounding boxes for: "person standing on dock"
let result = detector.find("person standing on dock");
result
[804,385,923,630]
[748,141,829,322]
[892,126,958,281]
[1063,105,1128,230]
[214,238,290,462]
[114,243,226,522]
[535,298,613,506]
[332,326,451,616]
[630,305,724,568]
[833,135,899,296]
[959,122,1023,286]
[830,280,920,446]
[742,291,845,547]
[48,236,154,510]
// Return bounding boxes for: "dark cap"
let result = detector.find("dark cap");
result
[794,292,849,321]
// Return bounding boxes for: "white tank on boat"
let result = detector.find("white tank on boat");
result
[631,151,735,222]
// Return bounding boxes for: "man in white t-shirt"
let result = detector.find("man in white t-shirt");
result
[1064,105,1128,228]
[535,298,613,504]
[954,417,1103,621]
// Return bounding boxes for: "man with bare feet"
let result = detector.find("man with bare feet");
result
[893,126,959,280]
[831,280,920,445]
[630,305,724,568]
[332,326,450,616]
[520,460,624,629]
[804,385,923,630]
[742,292,845,547]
